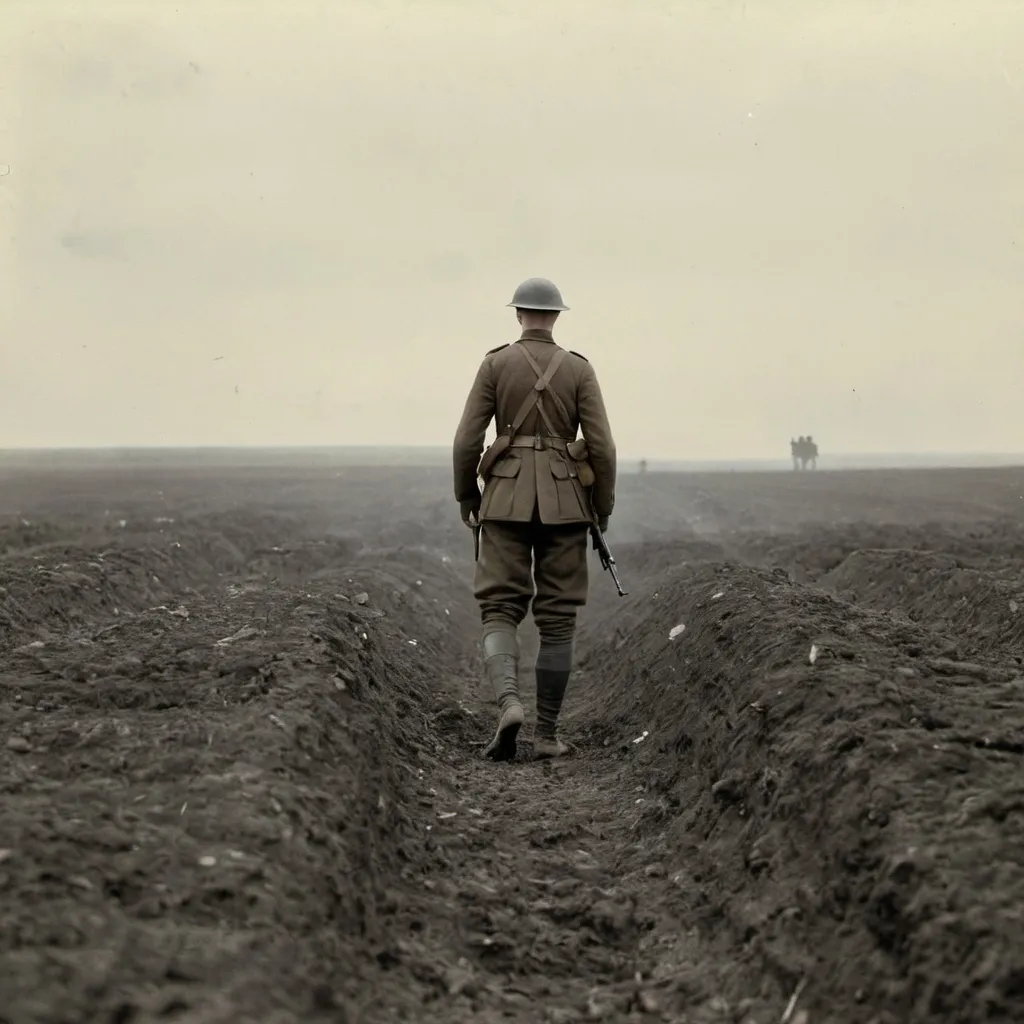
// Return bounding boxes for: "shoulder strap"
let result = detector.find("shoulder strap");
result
[486,343,510,356]
[505,345,568,441]
[569,349,589,362]
[516,344,572,437]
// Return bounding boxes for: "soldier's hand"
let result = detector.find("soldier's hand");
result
[597,515,609,534]
[460,498,481,527]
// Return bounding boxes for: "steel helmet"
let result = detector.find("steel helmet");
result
[506,277,570,312]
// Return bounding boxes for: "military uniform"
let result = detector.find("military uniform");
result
[452,278,616,761]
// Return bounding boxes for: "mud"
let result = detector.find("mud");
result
[578,563,1024,1023]
[821,548,1024,661]
[1,463,1023,1024]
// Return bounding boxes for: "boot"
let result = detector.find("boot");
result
[481,626,524,761]
[534,640,574,759]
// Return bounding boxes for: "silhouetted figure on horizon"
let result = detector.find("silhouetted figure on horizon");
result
[805,435,818,470]
[791,436,820,470]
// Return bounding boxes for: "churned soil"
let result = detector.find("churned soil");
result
[577,561,1024,1023]
[1,462,1023,1024]
[0,529,471,1022]
[821,547,1024,660]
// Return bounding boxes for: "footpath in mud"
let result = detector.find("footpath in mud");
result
[1,509,1023,1024]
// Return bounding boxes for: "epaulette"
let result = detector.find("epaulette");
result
[485,343,510,356]
[569,349,589,362]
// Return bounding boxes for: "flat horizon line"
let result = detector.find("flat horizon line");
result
[2,444,1024,463]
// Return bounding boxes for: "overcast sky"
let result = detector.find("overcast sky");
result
[2,0,1021,458]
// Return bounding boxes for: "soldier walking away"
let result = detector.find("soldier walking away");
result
[790,438,799,471]
[452,277,617,761]
[805,435,819,470]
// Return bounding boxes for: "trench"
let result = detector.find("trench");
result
[349,559,785,1024]
[3,501,1023,1024]
[361,660,718,1022]
[362,540,1024,1024]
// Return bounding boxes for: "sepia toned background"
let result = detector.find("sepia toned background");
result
[2,0,1021,459]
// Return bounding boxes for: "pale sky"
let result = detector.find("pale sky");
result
[2,0,1022,458]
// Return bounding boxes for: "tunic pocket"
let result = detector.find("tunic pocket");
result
[549,455,586,520]
[482,454,521,519]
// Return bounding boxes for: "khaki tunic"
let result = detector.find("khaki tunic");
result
[452,329,617,525]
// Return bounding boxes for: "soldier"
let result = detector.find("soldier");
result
[452,277,617,761]
[806,435,818,470]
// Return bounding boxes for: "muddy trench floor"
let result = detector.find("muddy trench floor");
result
[377,673,727,1024]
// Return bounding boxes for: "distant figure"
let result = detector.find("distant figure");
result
[790,436,819,470]
[639,458,648,474]
[805,435,819,470]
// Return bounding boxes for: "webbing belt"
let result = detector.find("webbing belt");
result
[508,435,570,448]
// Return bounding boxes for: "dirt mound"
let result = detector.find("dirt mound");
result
[575,561,1024,1024]
[0,547,474,1023]
[241,536,360,583]
[0,517,69,554]
[734,518,1024,584]
[823,548,1024,660]
[0,545,192,651]
[0,513,364,653]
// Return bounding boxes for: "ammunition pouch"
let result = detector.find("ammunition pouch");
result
[566,438,596,488]
[477,435,511,480]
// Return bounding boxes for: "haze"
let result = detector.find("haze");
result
[2,0,1021,460]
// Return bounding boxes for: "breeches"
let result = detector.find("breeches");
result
[473,516,590,644]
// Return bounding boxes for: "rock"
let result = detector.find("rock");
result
[6,737,31,753]
[546,1009,583,1024]
[926,658,1013,681]
[711,774,745,802]
[442,964,474,997]
[215,625,261,647]
[636,990,660,1014]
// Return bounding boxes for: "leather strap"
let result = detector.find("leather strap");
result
[514,344,571,440]
[504,345,568,442]
[513,346,591,516]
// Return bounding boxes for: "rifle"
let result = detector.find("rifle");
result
[469,511,481,562]
[590,518,627,597]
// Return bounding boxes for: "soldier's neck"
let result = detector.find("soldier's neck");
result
[518,312,558,331]
[519,327,555,342]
